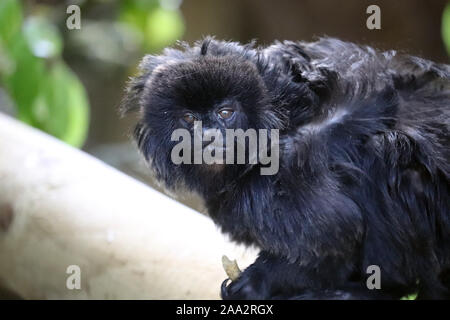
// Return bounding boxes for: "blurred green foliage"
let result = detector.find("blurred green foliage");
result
[442,2,450,56]
[0,0,89,147]
[120,0,184,52]
[0,0,185,148]
[401,293,418,300]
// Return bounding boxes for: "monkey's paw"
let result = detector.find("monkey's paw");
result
[221,275,267,300]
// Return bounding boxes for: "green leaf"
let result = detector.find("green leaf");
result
[442,2,450,56]
[0,0,23,46]
[0,40,15,76]
[23,16,63,59]
[34,62,89,147]
[2,35,45,124]
[61,67,90,147]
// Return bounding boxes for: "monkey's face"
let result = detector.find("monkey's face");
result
[127,55,281,188]
[142,55,274,130]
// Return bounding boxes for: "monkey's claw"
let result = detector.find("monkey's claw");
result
[221,278,232,299]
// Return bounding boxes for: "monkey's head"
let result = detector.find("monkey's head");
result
[122,39,283,192]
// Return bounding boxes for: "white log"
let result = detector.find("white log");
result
[0,113,257,299]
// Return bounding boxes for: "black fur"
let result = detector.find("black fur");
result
[122,37,450,299]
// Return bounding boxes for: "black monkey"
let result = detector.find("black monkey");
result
[122,37,450,299]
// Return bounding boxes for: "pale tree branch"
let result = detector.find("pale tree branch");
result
[0,113,257,299]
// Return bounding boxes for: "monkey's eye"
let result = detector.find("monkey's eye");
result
[183,113,196,124]
[217,108,234,120]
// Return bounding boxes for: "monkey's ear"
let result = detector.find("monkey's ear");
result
[120,73,147,116]
[120,54,171,116]
[120,45,192,116]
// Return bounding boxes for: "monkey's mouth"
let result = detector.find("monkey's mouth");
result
[201,162,226,173]
[197,143,227,172]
